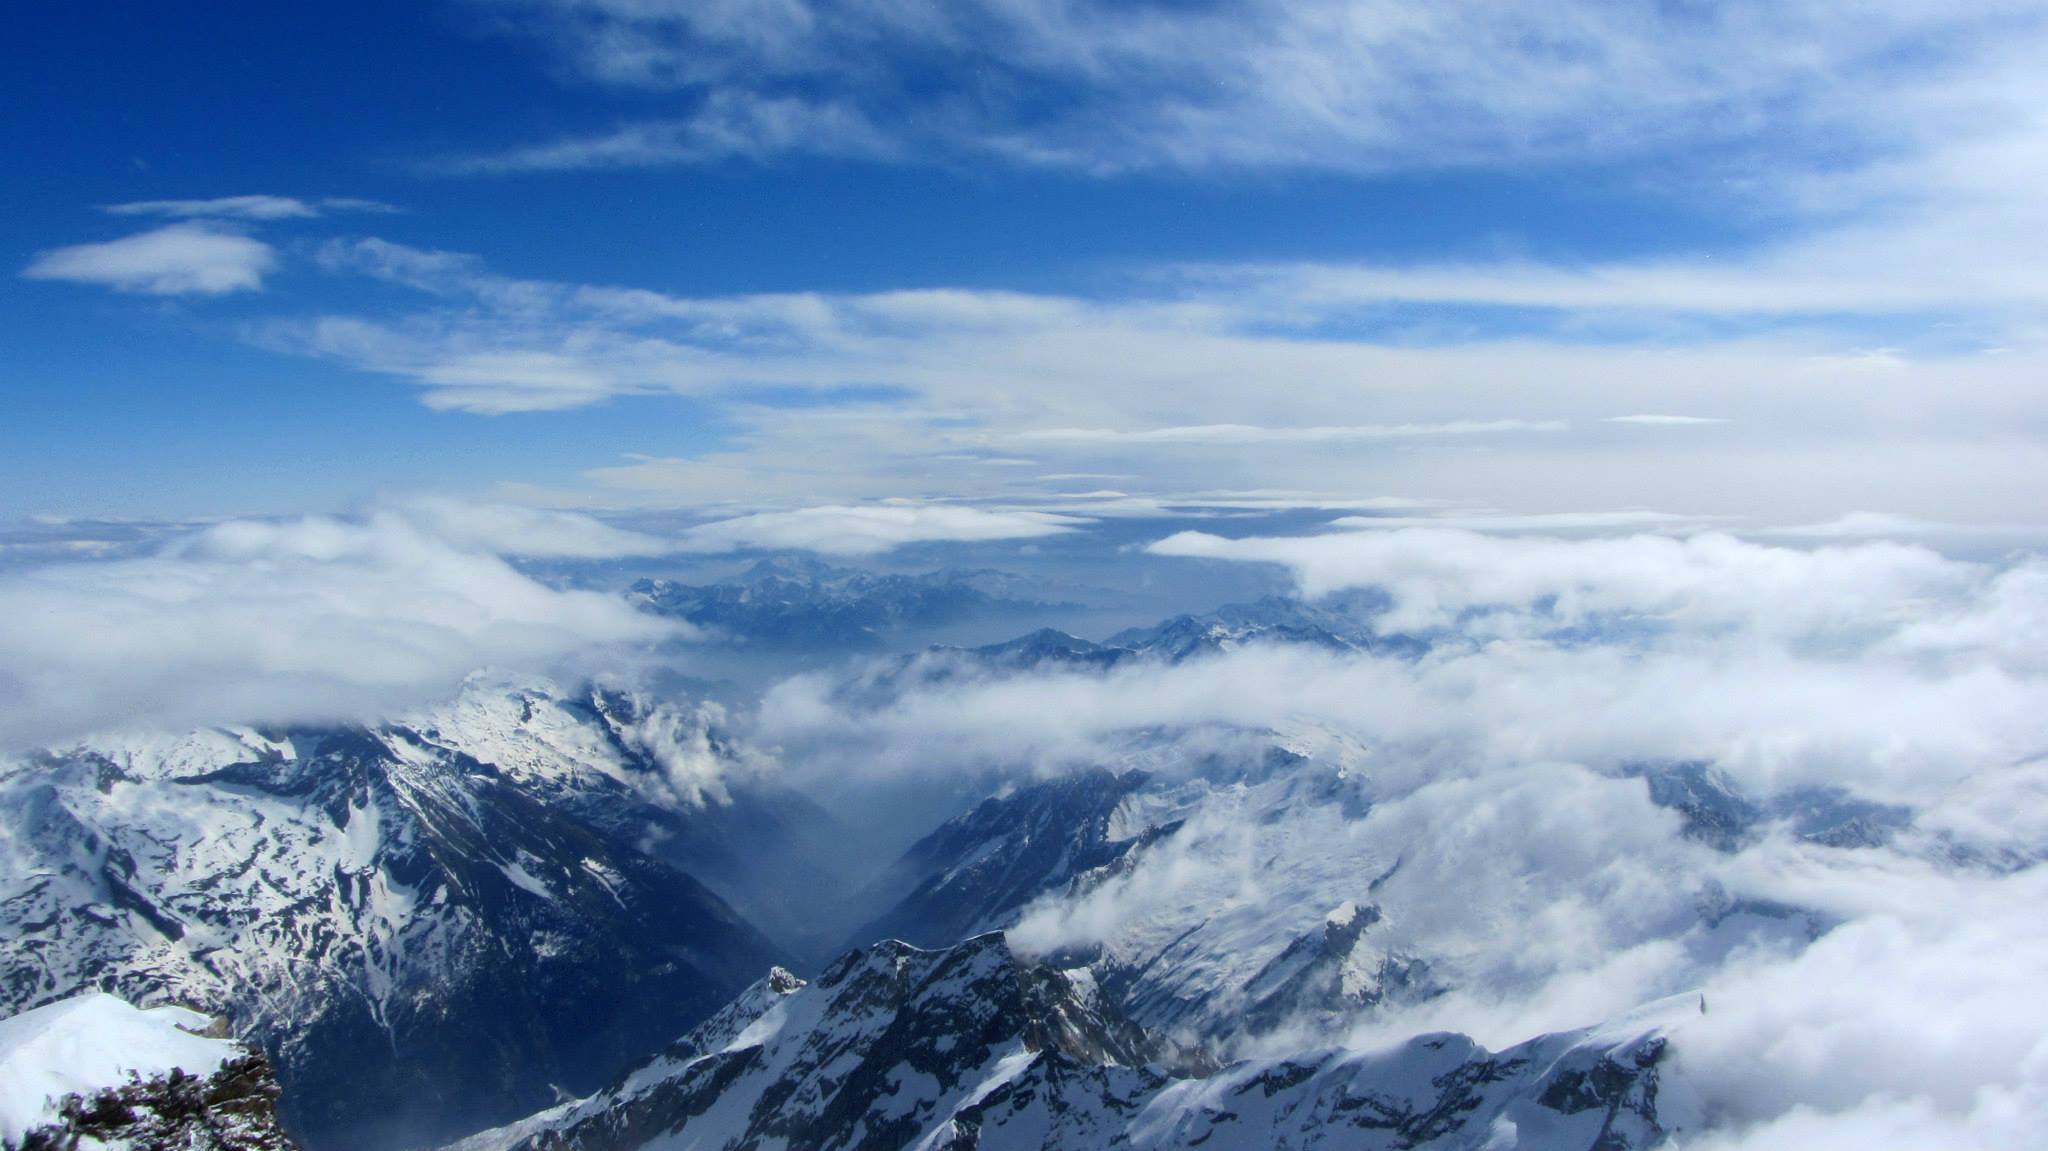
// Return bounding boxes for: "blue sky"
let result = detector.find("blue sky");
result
[6,0,2047,525]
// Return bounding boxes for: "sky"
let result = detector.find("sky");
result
[6,0,2046,527]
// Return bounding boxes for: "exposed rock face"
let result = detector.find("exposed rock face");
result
[445,934,1674,1151]
[848,734,1403,1046]
[10,1053,300,1151]
[932,1025,1670,1151]
[1237,901,1440,1038]
[853,768,1158,951]
[0,992,300,1151]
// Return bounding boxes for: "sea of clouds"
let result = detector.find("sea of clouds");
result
[3,503,2043,1146]
[757,523,2048,1148]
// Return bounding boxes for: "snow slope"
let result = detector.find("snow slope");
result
[446,933,1678,1151]
[0,992,236,1143]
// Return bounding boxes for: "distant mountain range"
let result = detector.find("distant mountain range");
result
[629,557,1081,650]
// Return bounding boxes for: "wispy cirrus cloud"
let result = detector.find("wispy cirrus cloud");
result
[465,1,2044,181]
[1330,510,1719,533]
[438,92,898,174]
[1603,414,1730,426]
[382,495,682,558]
[1758,512,2048,548]
[237,232,2048,524]
[1015,420,1568,446]
[102,194,398,221]
[22,224,277,295]
[674,504,1091,557]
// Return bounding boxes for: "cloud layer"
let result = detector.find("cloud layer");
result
[754,524,2048,1145]
[1149,526,1989,634]
[673,504,1090,556]
[0,506,677,748]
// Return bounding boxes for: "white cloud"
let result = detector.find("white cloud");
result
[1329,510,1719,532]
[1603,414,1730,426]
[416,351,626,413]
[762,626,2044,802]
[438,3,2048,346]
[1674,867,2048,1150]
[472,1,2043,180]
[753,524,2048,1147]
[101,195,398,220]
[264,235,2048,524]
[0,510,676,749]
[443,92,897,173]
[675,503,1091,556]
[1015,420,1568,446]
[23,225,277,295]
[1759,511,2048,547]
[1148,526,1985,635]
[381,495,681,557]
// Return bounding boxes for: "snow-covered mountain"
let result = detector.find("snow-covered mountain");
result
[0,589,1994,1151]
[1,992,298,1150]
[852,768,1158,951]
[1103,595,1380,660]
[845,724,1851,1057]
[413,680,861,958]
[445,932,1678,1151]
[842,730,1436,1044]
[0,682,790,1151]
[629,557,1076,650]
[845,595,1421,698]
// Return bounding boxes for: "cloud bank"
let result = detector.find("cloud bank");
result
[0,506,677,749]
[387,495,681,558]
[1148,526,1988,635]
[753,525,2048,1146]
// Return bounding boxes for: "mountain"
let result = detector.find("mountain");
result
[1628,761,1915,854]
[444,933,1677,1151]
[628,557,1075,650]
[0,683,788,1151]
[413,680,863,961]
[1104,595,1378,659]
[844,729,1426,1043]
[945,597,1377,670]
[868,595,1425,690]
[1,992,298,1151]
[844,716,1837,1055]
[852,768,1161,950]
